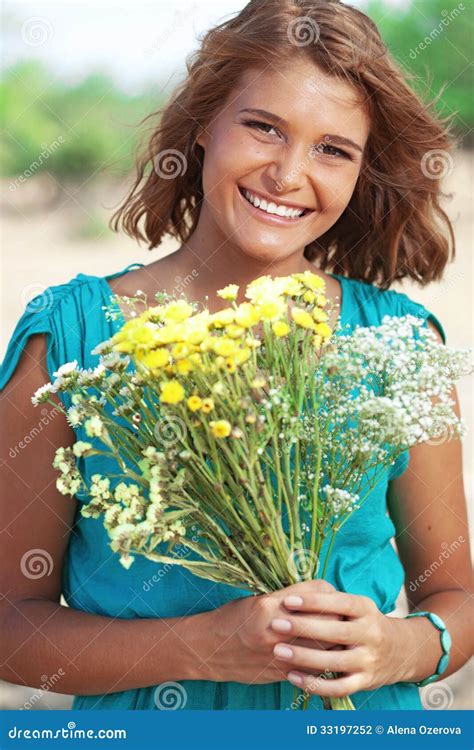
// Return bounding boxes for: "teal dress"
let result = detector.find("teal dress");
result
[0,262,446,711]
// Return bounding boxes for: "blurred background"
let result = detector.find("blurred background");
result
[1,0,472,710]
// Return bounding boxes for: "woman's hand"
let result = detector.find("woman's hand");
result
[199,579,344,685]
[270,589,403,698]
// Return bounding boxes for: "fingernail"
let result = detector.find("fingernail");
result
[271,618,292,632]
[274,644,293,659]
[288,671,303,686]
[284,595,304,607]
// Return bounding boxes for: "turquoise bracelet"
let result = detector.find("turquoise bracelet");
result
[404,611,452,687]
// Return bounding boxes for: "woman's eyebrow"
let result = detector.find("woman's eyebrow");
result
[238,107,363,153]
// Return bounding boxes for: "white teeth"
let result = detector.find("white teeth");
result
[243,189,305,218]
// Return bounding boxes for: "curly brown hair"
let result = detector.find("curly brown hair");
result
[110,0,458,290]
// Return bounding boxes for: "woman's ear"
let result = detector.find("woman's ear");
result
[195,129,208,150]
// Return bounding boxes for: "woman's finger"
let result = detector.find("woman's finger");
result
[273,642,364,673]
[283,591,371,619]
[271,615,364,646]
[287,669,364,698]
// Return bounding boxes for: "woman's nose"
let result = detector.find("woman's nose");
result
[268,142,315,193]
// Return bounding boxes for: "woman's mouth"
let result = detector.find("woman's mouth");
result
[237,185,315,226]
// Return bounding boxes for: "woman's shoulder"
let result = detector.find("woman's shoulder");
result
[336,273,447,344]
[0,263,144,393]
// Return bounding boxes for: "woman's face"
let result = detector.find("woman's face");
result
[196,58,370,264]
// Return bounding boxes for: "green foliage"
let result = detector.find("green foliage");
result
[368,0,473,140]
[0,61,165,179]
[1,0,472,181]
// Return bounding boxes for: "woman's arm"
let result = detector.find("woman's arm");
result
[0,333,215,695]
[385,321,473,682]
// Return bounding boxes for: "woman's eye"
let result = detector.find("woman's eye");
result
[244,119,280,137]
[315,142,351,160]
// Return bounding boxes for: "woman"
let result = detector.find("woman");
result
[0,0,472,710]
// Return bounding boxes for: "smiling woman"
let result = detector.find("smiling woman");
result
[0,0,472,715]
[111,0,456,290]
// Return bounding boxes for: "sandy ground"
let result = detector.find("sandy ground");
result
[1,153,472,709]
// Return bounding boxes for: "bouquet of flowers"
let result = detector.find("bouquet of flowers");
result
[32,271,471,710]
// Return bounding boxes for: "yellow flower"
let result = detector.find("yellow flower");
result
[216,284,239,301]
[234,303,260,328]
[213,338,239,357]
[295,271,326,291]
[160,380,185,404]
[186,324,209,345]
[154,323,186,344]
[189,352,203,368]
[281,277,304,297]
[187,396,202,412]
[172,342,190,360]
[291,307,315,330]
[162,300,194,322]
[315,294,327,307]
[225,324,245,339]
[272,320,290,337]
[176,358,193,374]
[138,348,170,369]
[312,308,329,323]
[312,334,323,349]
[314,322,332,339]
[210,419,232,438]
[234,348,251,365]
[201,398,215,413]
[113,340,135,354]
[210,308,235,328]
[131,326,157,346]
[225,357,236,373]
[257,299,285,321]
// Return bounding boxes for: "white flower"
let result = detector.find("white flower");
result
[85,416,105,438]
[53,360,78,379]
[322,485,360,516]
[66,406,84,427]
[72,441,93,458]
[31,382,56,406]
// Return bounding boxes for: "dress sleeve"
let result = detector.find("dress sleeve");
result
[394,292,447,345]
[0,285,65,392]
